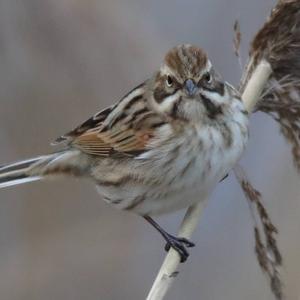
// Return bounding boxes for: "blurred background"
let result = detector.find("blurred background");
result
[0,0,299,299]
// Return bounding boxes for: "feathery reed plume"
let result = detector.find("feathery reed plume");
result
[233,2,300,297]
[234,165,283,300]
[233,20,241,57]
[233,20,242,69]
[242,0,300,171]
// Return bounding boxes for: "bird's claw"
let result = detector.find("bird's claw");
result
[164,235,195,263]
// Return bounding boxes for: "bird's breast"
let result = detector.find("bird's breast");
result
[95,113,248,216]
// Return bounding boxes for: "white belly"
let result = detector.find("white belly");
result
[96,119,248,216]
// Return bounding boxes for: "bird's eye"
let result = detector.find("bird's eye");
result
[166,75,173,87]
[203,72,212,84]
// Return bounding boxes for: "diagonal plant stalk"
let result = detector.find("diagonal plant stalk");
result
[146,60,272,300]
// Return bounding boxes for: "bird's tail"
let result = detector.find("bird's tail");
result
[0,150,87,189]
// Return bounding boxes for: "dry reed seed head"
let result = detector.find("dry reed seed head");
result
[233,20,242,58]
[241,180,261,202]
[250,0,300,79]
[242,0,300,172]
[234,165,283,299]
[240,176,281,262]
[271,272,284,300]
[254,227,270,272]
[254,226,283,300]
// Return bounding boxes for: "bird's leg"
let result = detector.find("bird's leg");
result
[220,173,228,182]
[144,216,195,263]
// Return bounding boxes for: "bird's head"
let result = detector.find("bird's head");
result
[149,44,242,122]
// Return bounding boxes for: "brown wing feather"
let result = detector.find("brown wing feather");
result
[53,83,167,157]
[72,127,155,156]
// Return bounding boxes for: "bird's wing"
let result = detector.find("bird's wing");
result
[53,83,166,157]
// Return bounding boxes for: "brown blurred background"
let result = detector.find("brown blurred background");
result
[0,0,299,299]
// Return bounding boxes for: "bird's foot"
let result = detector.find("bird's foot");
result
[164,234,195,263]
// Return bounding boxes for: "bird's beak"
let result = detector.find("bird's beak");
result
[184,79,197,97]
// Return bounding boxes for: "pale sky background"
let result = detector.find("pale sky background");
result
[0,0,300,299]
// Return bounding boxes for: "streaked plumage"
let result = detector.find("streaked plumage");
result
[0,44,249,260]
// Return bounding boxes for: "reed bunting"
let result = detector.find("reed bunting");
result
[0,44,249,262]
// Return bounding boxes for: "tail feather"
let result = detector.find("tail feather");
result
[0,155,54,189]
[0,175,41,189]
[0,150,84,189]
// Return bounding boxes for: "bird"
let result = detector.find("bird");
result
[0,44,249,262]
